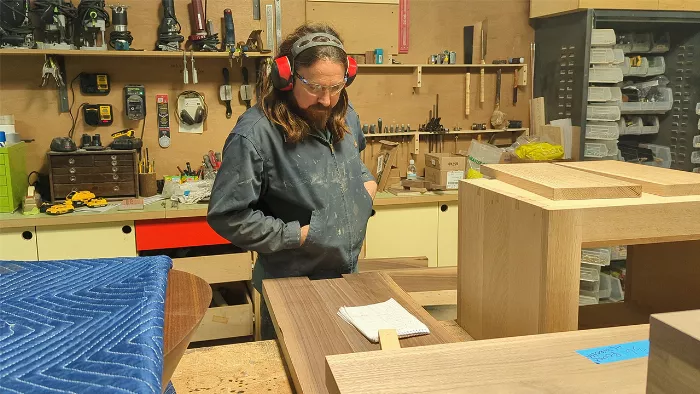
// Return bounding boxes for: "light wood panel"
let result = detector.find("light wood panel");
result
[384,267,457,293]
[358,256,429,272]
[365,203,439,266]
[326,325,650,394]
[191,282,253,342]
[306,2,398,54]
[457,180,582,339]
[481,163,642,200]
[0,227,38,260]
[530,0,580,18]
[648,310,700,394]
[530,0,660,17]
[262,273,458,394]
[581,0,659,11]
[437,201,458,267]
[558,161,700,197]
[659,0,700,10]
[309,0,398,3]
[35,221,137,260]
[627,241,700,314]
[172,253,252,284]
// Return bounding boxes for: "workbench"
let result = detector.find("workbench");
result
[458,162,700,340]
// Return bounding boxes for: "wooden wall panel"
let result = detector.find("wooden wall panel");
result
[659,0,700,11]
[306,2,398,54]
[530,0,580,18]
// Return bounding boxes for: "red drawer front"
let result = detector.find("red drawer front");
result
[135,218,229,251]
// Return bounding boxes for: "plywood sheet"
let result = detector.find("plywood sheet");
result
[262,273,458,394]
[306,2,398,54]
[326,325,650,394]
[480,163,642,200]
[558,161,700,197]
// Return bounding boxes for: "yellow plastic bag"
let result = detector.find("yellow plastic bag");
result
[514,142,564,161]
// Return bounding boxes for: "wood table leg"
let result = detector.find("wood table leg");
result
[458,183,582,339]
[627,240,700,314]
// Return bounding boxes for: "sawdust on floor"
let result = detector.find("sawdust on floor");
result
[170,340,293,394]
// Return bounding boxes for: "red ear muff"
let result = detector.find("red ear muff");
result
[271,56,294,91]
[345,56,357,87]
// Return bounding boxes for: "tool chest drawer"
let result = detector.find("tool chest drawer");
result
[172,253,253,284]
[191,281,253,342]
[47,150,138,202]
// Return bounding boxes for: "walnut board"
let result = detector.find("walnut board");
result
[262,272,458,394]
[557,161,700,197]
[480,163,642,200]
[326,325,649,394]
[647,310,700,394]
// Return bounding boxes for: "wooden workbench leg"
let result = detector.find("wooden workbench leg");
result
[458,183,582,339]
[627,240,700,314]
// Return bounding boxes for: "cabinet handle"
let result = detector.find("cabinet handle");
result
[113,174,119,180]
[70,175,77,182]
[21,231,33,240]
[113,185,120,192]
[112,167,118,173]
[122,225,132,234]
[68,158,75,165]
[69,167,76,174]
[441,204,448,212]
[111,160,118,166]
[371,209,376,217]
[111,155,117,160]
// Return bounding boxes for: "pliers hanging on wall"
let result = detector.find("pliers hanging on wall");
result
[40,55,65,88]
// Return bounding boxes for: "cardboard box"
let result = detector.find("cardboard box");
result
[425,167,465,190]
[424,153,466,171]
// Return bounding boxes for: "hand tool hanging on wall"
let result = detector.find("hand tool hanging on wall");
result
[156,94,171,148]
[240,67,253,109]
[222,8,236,67]
[252,0,260,20]
[465,72,471,115]
[155,0,183,51]
[190,51,198,84]
[40,55,69,112]
[490,68,506,129]
[182,50,189,84]
[274,0,281,55]
[480,19,488,104]
[108,4,134,50]
[220,68,233,118]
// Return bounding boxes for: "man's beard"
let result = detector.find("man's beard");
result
[292,99,332,130]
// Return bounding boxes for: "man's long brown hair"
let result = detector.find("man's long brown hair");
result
[260,23,350,144]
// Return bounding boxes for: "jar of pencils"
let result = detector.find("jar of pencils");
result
[139,172,157,197]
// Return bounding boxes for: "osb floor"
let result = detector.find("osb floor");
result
[170,321,471,393]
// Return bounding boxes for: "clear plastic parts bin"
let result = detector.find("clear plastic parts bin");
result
[589,66,624,84]
[579,295,599,306]
[646,56,666,76]
[615,31,669,54]
[621,56,649,76]
[694,135,700,149]
[640,143,671,168]
[581,264,601,282]
[611,246,627,261]
[588,86,622,102]
[592,29,616,46]
[581,248,612,266]
[587,104,621,121]
[620,88,673,115]
[585,141,619,158]
[620,116,643,135]
[590,48,625,64]
[640,116,660,134]
[586,121,621,140]
[693,151,700,164]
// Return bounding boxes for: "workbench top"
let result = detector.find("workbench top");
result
[0,192,458,229]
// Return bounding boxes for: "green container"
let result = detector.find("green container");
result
[0,142,28,213]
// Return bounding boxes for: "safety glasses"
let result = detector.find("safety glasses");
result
[294,72,347,96]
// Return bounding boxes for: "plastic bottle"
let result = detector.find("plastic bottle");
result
[407,160,417,180]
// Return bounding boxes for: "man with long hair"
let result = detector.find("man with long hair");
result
[207,23,377,339]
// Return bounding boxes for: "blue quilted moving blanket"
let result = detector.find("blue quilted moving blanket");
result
[0,256,173,393]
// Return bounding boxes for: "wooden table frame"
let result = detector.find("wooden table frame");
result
[458,177,700,340]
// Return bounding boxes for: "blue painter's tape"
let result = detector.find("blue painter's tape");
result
[576,340,650,364]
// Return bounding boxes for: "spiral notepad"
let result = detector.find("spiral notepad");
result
[337,298,430,343]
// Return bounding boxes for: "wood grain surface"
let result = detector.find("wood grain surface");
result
[163,269,212,391]
[480,163,642,200]
[326,325,650,394]
[262,272,459,394]
[558,161,700,197]
[358,257,429,272]
[648,310,700,394]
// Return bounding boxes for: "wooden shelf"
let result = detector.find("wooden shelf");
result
[364,128,528,138]
[0,48,271,59]
[358,63,526,69]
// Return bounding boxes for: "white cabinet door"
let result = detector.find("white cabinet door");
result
[0,227,38,261]
[36,222,137,260]
[437,202,458,267]
[365,203,439,267]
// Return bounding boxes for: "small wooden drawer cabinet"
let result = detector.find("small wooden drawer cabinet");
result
[47,150,139,202]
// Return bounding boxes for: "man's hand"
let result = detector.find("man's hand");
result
[364,180,378,200]
[300,225,310,245]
